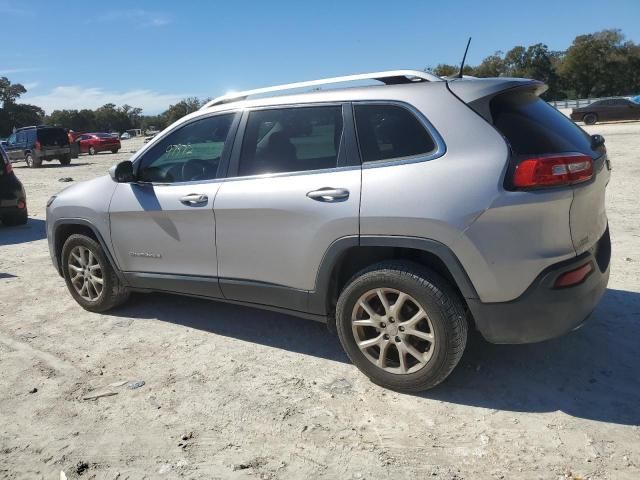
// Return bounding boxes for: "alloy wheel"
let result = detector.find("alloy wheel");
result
[68,245,104,301]
[351,288,436,374]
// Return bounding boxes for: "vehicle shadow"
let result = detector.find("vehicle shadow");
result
[0,218,46,244]
[111,287,639,426]
[13,163,92,169]
[426,288,640,426]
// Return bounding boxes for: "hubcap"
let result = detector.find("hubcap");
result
[68,246,104,301]
[351,288,436,374]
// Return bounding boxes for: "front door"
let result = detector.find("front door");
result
[214,104,361,311]
[109,112,240,297]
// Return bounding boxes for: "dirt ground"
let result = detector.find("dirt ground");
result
[1,123,639,480]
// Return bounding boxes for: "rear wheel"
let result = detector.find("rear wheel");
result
[25,153,41,168]
[111,149,119,154]
[2,209,28,226]
[59,155,71,165]
[61,234,130,312]
[583,113,598,125]
[88,146,96,155]
[336,261,468,392]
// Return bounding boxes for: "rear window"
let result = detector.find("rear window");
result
[354,104,436,162]
[94,133,113,139]
[491,91,596,159]
[38,128,69,146]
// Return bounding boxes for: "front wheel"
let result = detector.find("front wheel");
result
[336,261,468,392]
[61,234,130,312]
[88,146,96,155]
[111,149,119,154]
[583,113,598,125]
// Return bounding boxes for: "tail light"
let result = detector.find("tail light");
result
[554,262,593,288]
[4,163,13,174]
[34,139,41,150]
[513,153,593,189]
[17,199,26,209]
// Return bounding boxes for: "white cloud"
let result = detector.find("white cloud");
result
[22,82,39,90]
[20,85,190,114]
[96,9,171,27]
[0,68,36,75]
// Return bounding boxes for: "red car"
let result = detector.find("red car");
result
[76,133,121,155]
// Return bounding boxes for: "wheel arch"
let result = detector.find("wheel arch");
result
[311,236,479,321]
[53,219,123,281]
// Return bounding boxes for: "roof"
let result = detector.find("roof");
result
[201,69,443,110]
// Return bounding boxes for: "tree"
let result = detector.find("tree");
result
[0,77,43,136]
[560,29,639,98]
[163,97,204,125]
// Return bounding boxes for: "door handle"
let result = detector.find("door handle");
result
[180,193,208,206]
[306,187,350,202]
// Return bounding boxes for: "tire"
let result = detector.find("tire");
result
[59,155,71,165]
[583,113,598,125]
[61,234,130,312]
[88,146,96,155]
[25,153,41,168]
[335,261,468,392]
[2,209,28,226]
[111,149,119,154]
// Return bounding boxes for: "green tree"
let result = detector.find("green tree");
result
[0,77,43,136]
[559,29,639,97]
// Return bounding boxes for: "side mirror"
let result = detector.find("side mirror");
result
[109,160,135,183]
[590,134,605,149]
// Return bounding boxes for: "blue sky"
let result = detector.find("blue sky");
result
[2,0,639,114]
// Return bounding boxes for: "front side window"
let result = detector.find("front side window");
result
[138,113,236,183]
[354,104,436,163]
[238,105,343,177]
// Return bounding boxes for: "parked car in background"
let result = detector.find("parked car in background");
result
[46,70,611,392]
[0,144,27,225]
[76,133,121,155]
[120,132,131,140]
[571,97,640,124]
[5,126,72,168]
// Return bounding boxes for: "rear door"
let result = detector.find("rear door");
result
[213,103,360,310]
[491,90,610,255]
[5,131,25,163]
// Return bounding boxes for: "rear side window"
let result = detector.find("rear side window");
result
[491,91,596,158]
[238,106,343,177]
[38,128,69,146]
[354,104,436,163]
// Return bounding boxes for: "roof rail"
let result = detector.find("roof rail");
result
[201,69,442,109]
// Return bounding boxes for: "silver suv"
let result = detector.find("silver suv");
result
[46,70,611,391]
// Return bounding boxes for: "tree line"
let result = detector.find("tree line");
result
[1,29,638,137]
[432,29,640,100]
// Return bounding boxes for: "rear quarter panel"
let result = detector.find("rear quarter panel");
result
[359,84,576,302]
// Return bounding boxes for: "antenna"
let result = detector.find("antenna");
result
[458,37,472,78]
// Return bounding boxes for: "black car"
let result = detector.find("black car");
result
[571,97,640,124]
[0,145,27,225]
[4,125,72,168]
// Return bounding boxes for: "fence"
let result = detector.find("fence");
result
[550,95,638,110]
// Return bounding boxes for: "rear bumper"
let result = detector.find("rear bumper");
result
[468,227,611,344]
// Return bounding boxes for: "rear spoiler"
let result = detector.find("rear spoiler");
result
[446,77,547,123]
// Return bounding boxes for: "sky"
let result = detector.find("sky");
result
[2,0,639,115]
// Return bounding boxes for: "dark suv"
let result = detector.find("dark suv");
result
[0,145,28,225]
[5,126,72,168]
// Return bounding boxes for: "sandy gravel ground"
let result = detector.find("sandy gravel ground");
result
[1,124,639,480]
